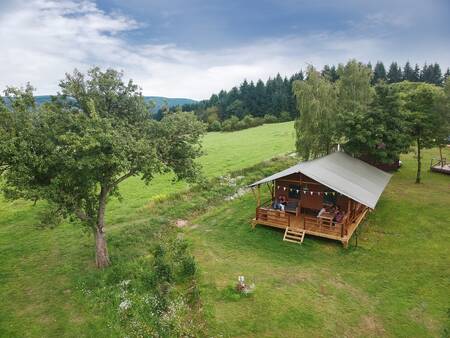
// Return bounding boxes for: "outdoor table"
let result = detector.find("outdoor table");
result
[318,211,336,227]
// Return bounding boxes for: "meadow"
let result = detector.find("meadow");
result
[1,120,449,337]
[0,122,295,337]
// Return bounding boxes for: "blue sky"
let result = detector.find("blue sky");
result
[0,0,449,99]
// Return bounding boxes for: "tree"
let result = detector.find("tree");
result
[0,68,205,268]
[413,64,421,82]
[321,65,339,82]
[395,81,445,183]
[372,61,387,84]
[336,60,374,154]
[431,63,443,86]
[444,68,450,83]
[336,60,373,114]
[387,62,403,83]
[293,66,338,159]
[225,99,246,119]
[434,78,450,163]
[341,83,411,162]
[403,62,415,82]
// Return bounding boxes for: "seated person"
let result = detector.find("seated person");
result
[333,208,345,223]
[272,195,287,211]
[317,207,327,217]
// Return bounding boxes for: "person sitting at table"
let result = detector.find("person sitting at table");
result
[333,208,345,223]
[273,195,287,211]
[317,206,326,217]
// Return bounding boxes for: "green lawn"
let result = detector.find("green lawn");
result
[0,122,295,337]
[1,121,449,337]
[187,148,450,337]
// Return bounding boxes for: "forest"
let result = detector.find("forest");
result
[168,61,450,132]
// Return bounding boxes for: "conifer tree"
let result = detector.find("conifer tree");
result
[403,62,415,81]
[372,61,387,84]
[413,64,421,82]
[387,62,403,83]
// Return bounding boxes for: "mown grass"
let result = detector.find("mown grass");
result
[1,120,449,337]
[0,122,295,337]
[186,147,450,337]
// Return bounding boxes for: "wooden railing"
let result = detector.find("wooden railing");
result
[256,207,290,228]
[430,157,447,168]
[303,215,346,237]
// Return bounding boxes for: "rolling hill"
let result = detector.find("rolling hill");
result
[30,95,196,111]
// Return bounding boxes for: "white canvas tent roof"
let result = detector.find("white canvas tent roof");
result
[249,152,392,209]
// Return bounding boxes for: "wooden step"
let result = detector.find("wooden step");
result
[283,227,305,244]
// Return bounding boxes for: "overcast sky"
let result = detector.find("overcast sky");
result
[1,0,449,100]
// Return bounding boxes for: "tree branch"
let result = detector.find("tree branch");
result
[75,209,91,223]
[113,170,136,186]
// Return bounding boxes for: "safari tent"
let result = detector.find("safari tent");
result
[249,151,392,247]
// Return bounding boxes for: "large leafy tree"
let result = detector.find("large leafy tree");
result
[340,83,411,163]
[0,68,205,268]
[293,66,338,159]
[336,60,374,149]
[395,81,445,183]
[336,60,373,114]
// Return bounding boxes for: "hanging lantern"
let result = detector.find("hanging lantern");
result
[310,191,313,195]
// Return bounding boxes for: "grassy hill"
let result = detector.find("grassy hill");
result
[1,121,449,337]
[0,122,295,337]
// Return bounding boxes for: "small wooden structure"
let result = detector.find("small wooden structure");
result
[249,152,392,247]
[430,157,450,175]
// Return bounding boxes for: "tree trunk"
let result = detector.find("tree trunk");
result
[95,227,110,268]
[95,186,110,268]
[415,137,421,184]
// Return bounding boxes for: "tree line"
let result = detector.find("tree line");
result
[293,60,450,184]
[167,61,449,132]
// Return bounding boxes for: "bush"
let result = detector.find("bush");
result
[222,116,239,131]
[264,114,278,124]
[279,111,292,121]
[208,120,222,131]
[235,120,247,130]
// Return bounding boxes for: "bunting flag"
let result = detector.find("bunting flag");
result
[273,185,339,197]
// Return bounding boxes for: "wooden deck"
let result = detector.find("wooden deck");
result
[252,207,369,247]
[430,158,450,175]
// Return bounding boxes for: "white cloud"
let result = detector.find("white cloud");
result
[0,0,449,100]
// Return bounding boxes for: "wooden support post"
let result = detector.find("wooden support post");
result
[257,184,261,208]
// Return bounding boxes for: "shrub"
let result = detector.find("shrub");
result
[264,114,278,123]
[222,116,240,131]
[208,120,222,131]
[279,111,292,121]
[235,120,247,130]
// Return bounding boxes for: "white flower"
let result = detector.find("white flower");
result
[119,299,132,311]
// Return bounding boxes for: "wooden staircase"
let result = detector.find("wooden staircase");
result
[283,227,305,244]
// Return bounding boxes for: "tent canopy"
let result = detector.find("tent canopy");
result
[249,152,392,209]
